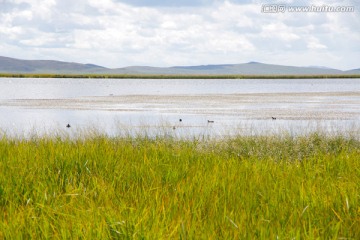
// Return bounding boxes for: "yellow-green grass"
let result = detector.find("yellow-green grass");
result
[0,133,359,239]
[1,73,360,79]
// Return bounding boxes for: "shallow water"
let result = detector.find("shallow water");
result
[0,78,359,137]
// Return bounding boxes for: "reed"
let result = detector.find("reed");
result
[0,133,359,239]
[0,73,360,79]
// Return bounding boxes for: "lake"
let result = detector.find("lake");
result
[0,78,359,137]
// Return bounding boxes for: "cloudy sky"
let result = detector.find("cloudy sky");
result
[0,0,359,70]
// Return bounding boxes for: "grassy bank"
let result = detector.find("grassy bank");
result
[0,133,359,239]
[1,73,360,79]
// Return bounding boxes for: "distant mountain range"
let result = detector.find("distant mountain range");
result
[0,56,359,75]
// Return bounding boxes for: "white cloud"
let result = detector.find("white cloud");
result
[306,36,327,50]
[0,0,358,69]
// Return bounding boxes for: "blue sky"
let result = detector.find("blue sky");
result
[0,0,359,69]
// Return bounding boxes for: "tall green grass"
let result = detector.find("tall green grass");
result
[0,133,359,239]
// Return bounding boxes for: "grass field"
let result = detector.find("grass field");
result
[1,73,360,79]
[0,133,359,239]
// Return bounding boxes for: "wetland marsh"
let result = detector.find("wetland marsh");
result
[0,77,359,239]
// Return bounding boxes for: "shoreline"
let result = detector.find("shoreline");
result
[1,73,360,79]
[2,91,359,120]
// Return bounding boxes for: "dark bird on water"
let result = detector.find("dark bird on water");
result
[179,119,182,122]
[66,124,71,128]
[272,117,276,120]
[207,120,214,123]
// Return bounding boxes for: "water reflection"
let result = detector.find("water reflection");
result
[0,78,359,138]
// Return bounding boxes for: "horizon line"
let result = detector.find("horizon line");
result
[1,55,357,71]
